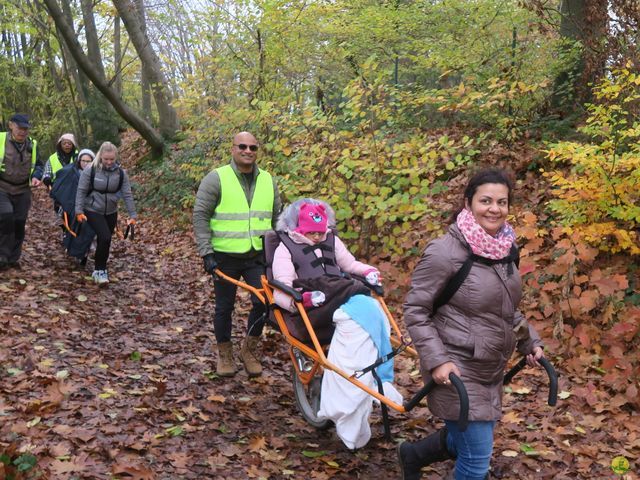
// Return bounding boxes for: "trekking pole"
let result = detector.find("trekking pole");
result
[124,223,135,241]
[62,211,78,238]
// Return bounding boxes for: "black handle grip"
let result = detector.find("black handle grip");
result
[504,356,558,406]
[403,373,469,432]
[267,279,303,302]
[503,357,527,385]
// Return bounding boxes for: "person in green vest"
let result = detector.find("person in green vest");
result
[42,133,78,188]
[193,131,281,378]
[0,113,44,270]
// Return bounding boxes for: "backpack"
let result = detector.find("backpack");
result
[89,165,123,194]
[432,244,520,315]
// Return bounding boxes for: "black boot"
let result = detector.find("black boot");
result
[397,428,452,480]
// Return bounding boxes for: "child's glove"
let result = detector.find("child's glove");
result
[302,291,326,308]
[364,269,382,286]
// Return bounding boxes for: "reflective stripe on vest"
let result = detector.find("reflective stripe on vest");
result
[209,164,274,253]
[48,153,64,178]
[0,132,38,176]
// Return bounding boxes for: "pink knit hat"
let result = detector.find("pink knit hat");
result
[295,203,328,235]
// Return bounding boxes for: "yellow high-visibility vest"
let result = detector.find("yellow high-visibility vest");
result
[209,164,274,253]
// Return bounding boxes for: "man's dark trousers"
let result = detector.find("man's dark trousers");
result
[213,251,266,343]
[0,190,31,264]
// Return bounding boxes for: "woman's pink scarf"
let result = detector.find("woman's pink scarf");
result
[456,208,516,260]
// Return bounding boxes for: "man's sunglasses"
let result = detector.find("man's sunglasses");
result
[234,143,258,152]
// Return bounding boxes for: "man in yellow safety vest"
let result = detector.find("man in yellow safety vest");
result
[193,132,281,378]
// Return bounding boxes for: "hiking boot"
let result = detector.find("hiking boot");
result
[216,342,236,377]
[240,336,262,377]
[397,428,452,480]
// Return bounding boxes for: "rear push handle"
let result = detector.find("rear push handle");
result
[503,356,558,407]
[403,373,469,432]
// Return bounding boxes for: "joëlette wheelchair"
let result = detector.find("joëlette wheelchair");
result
[213,231,558,439]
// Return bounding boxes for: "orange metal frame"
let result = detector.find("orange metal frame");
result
[214,269,417,413]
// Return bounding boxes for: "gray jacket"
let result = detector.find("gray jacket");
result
[193,159,281,258]
[404,224,542,422]
[75,165,137,217]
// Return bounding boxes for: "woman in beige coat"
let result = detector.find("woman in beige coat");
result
[398,169,544,480]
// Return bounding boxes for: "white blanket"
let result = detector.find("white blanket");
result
[317,307,403,449]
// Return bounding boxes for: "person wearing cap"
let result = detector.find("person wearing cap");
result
[42,133,78,188]
[193,131,281,378]
[0,113,44,270]
[50,148,96,266]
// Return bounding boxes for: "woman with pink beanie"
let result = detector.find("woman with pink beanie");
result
[272,198,401,450]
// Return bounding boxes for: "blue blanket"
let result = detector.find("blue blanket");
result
[341,294,393,383]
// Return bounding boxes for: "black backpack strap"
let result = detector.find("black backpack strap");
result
[432,255,475,315]
[88,165,96,194]
[117,167,124,191]
[432,243,520,314]
[512,244,520,269]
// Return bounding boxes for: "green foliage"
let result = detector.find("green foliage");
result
[82,90,123,147]
[544,64,640,255]
[13,454,37,472]
[174,65,494,257]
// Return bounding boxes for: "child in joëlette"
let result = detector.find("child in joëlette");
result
[271,199,402,450]
[271,199,381,312]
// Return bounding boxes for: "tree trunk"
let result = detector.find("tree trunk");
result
[42,0,165,156]
[61,0,89,105]
[134,0,152,122]
[113,0,179,140]
[114,16,123,97]
[552,0,608,112]
[80,0,106,80]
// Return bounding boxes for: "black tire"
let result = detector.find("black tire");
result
[291,365,332,429]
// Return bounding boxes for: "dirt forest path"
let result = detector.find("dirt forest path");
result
[0,166,636,479]
[1,184,419,480]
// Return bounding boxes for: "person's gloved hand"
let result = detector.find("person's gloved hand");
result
[364,269,382,286]
[203,253,218,274]
[42,177,52,188]
[76,213,87,223]
[302,291,325,308]
[127,218,137,226]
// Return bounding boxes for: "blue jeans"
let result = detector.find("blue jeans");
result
[445,420,495,480]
